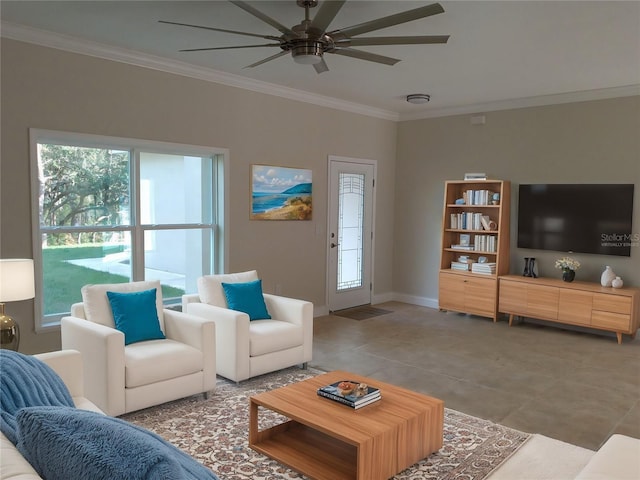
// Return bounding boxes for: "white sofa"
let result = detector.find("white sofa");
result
[183,270,313,383]
[487,433,640,480]
[0,350,103,480]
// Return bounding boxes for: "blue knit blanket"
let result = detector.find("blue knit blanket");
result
[16,406,220,480]
[1,351,219,479]
[0,350,74,445]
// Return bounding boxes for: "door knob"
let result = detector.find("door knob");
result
[331,243,339,248]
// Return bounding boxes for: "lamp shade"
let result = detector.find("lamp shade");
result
[0,259,35,302]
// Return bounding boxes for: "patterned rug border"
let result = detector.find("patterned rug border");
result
[123,368,530,480]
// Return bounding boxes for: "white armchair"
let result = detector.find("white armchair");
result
[182,271,313,383]
[61,280,216,417]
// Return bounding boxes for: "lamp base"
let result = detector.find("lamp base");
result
[0,310,20,351]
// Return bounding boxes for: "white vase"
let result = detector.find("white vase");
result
[601,266,616,287]
[612,276,624,289]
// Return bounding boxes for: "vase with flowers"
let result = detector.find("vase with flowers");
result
[555,256,580,282]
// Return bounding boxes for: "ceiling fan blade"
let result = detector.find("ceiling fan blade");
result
[330,3,445,39]
[313,58,330,74]
[331,48,400,66]
[245,50,288,68]
[180,44,282,52]
[336,35,449,47]
[310,0,346,34]
[159,20,281,41]
[229,0,296,37]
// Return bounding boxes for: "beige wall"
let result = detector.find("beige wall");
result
[3,39,638,354]
[395,97,640,304]
[1,39,397,353]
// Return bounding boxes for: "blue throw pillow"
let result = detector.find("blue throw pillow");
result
[221,279,271,321]
[15,406,219,480]
[106,288,165,345]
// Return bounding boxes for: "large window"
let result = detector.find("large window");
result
[30,130,227,330]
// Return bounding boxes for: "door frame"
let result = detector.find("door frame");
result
[326,155,377,312]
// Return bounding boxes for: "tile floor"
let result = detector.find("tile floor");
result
[309,301,640,451]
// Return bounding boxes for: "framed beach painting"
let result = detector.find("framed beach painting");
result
[251,165,312,220]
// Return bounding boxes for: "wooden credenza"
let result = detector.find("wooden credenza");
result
[498,275,640,344]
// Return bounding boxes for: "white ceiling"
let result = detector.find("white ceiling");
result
[2,1,639,120]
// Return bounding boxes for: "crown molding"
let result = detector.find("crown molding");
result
[398,84,640,122]
[3,22,637,123]
[1,22,400,122]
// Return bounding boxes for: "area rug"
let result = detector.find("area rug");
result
[122,368,529,480]
[333,305,393,320]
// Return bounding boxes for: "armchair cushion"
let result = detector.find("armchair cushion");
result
[222,279,271,321]
[15,406,218,480]
[107,288,165,345]
[124,340,204,388]
[249,320,304,356]
[81,280,165,329]
[197,270,258,307]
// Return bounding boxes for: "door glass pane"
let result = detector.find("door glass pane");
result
[139,153,212,224]
[143,228,213,300]
[337,173,365,291]
[41,231,132,315]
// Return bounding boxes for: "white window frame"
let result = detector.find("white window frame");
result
[30,129,229,332]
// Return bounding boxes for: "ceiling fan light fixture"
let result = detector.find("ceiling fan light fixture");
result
[406,94,431,104]
[291,42,324,65]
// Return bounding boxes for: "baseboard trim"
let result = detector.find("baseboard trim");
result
[390,292,439,309]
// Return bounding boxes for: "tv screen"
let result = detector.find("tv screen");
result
[517,184,635,256]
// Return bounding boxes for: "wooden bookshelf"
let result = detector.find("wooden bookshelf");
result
[438,179,511,321]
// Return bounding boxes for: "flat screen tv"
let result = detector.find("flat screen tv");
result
[517,184,635,256]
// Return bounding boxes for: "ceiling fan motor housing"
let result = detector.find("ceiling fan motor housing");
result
[291,40,324,64]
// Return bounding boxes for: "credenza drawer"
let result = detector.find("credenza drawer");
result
[526,284,559,321]
[498,280,527,315]
[591,311,631,331]
[592,294,631,315]
[558,289,592,326]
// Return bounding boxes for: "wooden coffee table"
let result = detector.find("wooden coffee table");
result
[249,370,444,480]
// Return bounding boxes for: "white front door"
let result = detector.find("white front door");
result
[327,156,375,311]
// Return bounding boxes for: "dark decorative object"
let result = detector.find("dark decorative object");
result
[562,269,575,282]
[523,257,537,278]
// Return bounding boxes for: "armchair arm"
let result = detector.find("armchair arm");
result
[263,294,313,326]
[60,316,126,417]
[263,294,314,363]
[163,309,216,391]
[182,293,201,311]
[185,302,251,382]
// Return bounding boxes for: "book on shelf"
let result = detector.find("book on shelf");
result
[471,262,496,274]
[473,235,496,252]
[317,380,381,409]
[451,261,470,271]
[462,189,495,206]
[464,172,487,180]
[451,244,475,250]
[450,212,487,231]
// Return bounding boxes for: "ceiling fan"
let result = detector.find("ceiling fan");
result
[159,0,449,74]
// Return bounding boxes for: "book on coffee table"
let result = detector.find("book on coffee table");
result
[317,380,381,409]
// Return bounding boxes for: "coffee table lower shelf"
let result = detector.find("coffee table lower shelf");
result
[250,419,357,479]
